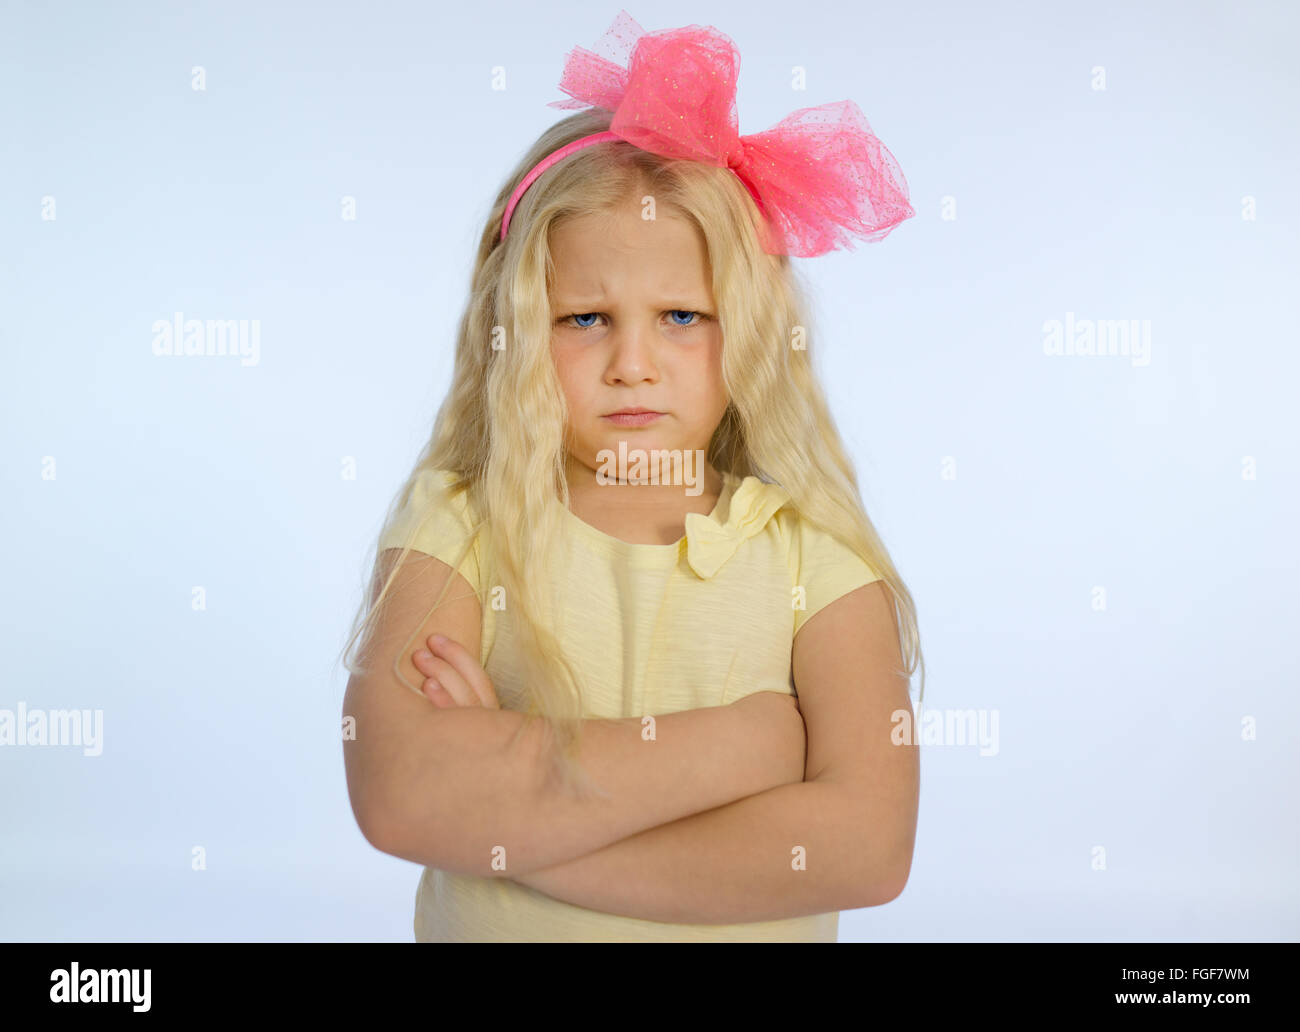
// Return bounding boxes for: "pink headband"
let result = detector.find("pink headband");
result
[498,10,914,258]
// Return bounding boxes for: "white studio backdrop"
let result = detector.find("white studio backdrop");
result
[1,0,1296,941]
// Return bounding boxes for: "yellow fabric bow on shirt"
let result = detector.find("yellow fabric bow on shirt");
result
[683,476,792,579]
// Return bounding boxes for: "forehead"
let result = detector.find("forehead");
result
[548,207,712,298]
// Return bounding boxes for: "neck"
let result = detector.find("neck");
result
[564,452,722,506]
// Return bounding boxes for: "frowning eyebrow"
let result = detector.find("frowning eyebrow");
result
[551,296,713,310]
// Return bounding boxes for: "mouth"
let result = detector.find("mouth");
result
[603,407,665,427]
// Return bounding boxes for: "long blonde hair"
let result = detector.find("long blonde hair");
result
[339,106,924,794]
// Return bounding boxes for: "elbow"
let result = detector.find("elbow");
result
[872,864,911,906]
[343,708,533,874]
[343,747,417,861]
[348,781,403,858]
[354,794,442,867]
[854,837,915,907]
[350,779,439,866]
[345,771,470,873]
[868,848,914,906]
[854,867,908,909]
[342,720,452,866]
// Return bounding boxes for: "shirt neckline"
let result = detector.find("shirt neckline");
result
[555,470,739,559]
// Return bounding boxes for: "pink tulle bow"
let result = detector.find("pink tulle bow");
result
[538,10,914,258]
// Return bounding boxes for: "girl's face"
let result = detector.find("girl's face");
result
[548,203,729,482]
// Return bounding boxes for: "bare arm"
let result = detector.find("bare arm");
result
[376,701,798,878]
[342,550,803,878]
[506,582,920,922]
[512,780,888,924]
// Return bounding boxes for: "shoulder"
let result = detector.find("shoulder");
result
[397,468,479,525]
[378,468,483,588]
[771,503,882,638]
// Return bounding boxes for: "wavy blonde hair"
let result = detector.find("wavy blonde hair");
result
[340,106,924,795]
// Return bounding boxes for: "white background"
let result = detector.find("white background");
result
[2,0,1296,941]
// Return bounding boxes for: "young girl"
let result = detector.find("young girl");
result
[341,10,923,943]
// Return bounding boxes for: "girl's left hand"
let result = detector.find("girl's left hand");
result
[411,634,500,709]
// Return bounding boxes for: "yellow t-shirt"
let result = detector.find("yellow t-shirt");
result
[377,467,882,942]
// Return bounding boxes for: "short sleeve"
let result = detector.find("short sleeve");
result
[377,468,481,594]
[790,514,882,637]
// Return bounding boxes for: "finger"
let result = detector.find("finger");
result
[410,648,473,708]
[419,653,477,706]
[427,635,496,708]
[412,647,440,679]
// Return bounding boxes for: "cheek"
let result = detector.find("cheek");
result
[694,335,727,405]
[550,344,576,392]
[551,345,594,409]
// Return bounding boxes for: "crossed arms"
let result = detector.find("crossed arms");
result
[341,550,919,924]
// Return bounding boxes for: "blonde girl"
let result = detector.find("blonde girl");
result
[341,10,922,942]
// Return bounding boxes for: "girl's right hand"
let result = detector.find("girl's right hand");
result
[730,690,808,785]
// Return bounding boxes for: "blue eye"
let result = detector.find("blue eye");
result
[557,310,709,330]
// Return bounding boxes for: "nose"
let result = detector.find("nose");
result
[603,324,660,386]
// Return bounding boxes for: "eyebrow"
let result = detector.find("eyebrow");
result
[551,297,713,309]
